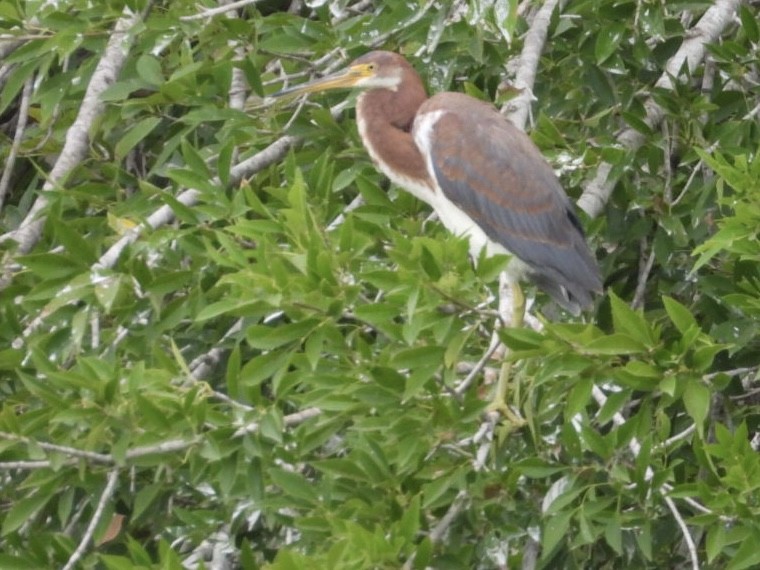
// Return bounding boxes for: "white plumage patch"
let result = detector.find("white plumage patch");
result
[355,71,402,91]
[413,109,528,279]
[356,96,431,204]
[357,99,528,282]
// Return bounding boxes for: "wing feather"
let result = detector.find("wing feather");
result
[415,93,602,310]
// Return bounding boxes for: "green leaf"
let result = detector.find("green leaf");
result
[181,138,211,179]
[18,252,85,279]
[604,516,623,554]
[566,377,593,418]
[739,6,759,42]
[706,523,726,563]
[683,382,710,435]
[541,509,573,558]
[398,494,421,542]
[582,333,647,355]
[2,490,52,536]
[727,530,760,570]
[391,346,445,370]
[49,217,95,263]
[0,554,36,570]
[132,483,162,522]
[662,296,697,336]
[246,319,320,350]
[115,117,162,162]
[240,349,293,388]
[422,469,463,509]
[608,292,654,345]
[136,54,164,87]
[514,459,567,479]
[271,468,319,505]
[594,24,624,64]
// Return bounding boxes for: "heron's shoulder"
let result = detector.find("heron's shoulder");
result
[419,92,494,115]
[417,93,521,133]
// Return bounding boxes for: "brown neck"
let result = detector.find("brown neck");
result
[357,81,430,184]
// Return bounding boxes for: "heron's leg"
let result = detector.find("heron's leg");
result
[511,281,525,328]
[488,282,526,426]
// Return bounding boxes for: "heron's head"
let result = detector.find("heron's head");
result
[271,51,410,98]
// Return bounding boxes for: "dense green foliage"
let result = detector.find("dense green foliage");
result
[1,0,759,568]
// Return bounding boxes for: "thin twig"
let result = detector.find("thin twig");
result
[0,431,200,468]
[234,407,322,436]
[402,490,469,570]
[0,77,33,210]
[61,468,120,570]
[631,239,656,309]
[180,0,267,21]
[703,366,757,381]
[0,431,112,463]
[430,489,469,542]
[0,460,61,470]
[663,494,700,570]
[125,438,200,459]
[325,194,365,231]
[454,332,502,396]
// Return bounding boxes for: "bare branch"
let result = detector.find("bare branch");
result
[0,77,33,210]
[663,494,700,570]
[0,431,112,463]
[0,8,142,261]
[454,331,502,396]
[521,537,540,570]
[0,460,61,470]
[180,0,267,21]
[430,489,469,542]
[234,407,321,437]
[0,37,25,60]
[631,239,656,309]
[403,489,469,570]
[284,407,322,426]
[125,438,200,459]
[502,0,563,130]
[61,468,120,570]
[189,319,243,377]
[0,430,199,468]
[326,194,365,231]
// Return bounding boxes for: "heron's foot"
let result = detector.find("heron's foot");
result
[486,399,526,428]
[485,358,526,429]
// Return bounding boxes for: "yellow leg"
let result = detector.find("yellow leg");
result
[488,282,526,427]
[510,281,525,328]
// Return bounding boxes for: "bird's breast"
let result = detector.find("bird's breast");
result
[356,106,434,204]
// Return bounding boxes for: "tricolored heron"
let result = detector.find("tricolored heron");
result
[273,51,602,409]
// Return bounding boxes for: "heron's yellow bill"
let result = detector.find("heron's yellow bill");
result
[271,63,375,98]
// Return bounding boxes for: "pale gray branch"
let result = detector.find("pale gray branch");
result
[0,431,111,463]
[0,8,142,259]
[631,239,656,309]
[125,438,200,459]
[180,0,267,21]
[112,132,300,255]
[234,407,321,437]
[663,494,700,570]
[430,489,469,542]
[403,489,469,570]
[502,0,563,130]
[61,468,120,570]
[0,77,33,210]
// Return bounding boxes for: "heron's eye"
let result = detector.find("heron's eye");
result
[367,63,376,71]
